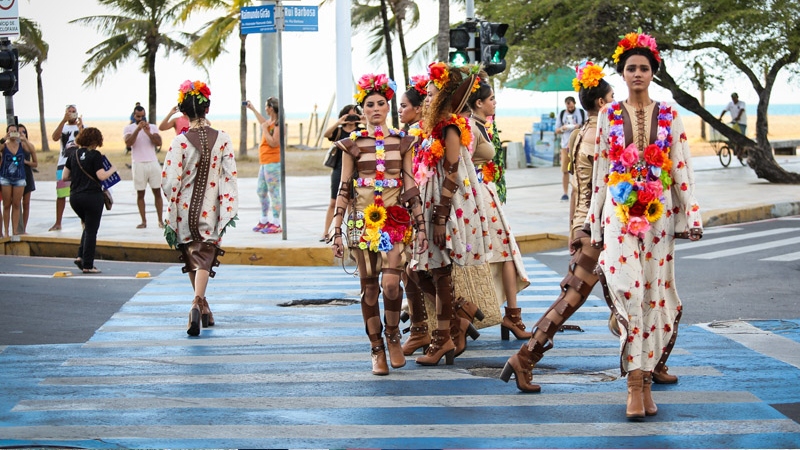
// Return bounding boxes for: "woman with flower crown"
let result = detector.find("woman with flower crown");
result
[407,63,492,366]
[501,61,614,393]
[331,73,428,376]
[467,73,532,343]
[587,31,702,419]
[161,80,239,337]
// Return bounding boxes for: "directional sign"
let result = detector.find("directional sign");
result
[283,5,318,32]
[240,4,276,35]
[0,0,19,38]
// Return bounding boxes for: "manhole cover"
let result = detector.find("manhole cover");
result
[466,365,619,383]
[278,299,359,307]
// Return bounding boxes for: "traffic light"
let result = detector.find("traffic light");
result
[0,38,18,96]
[449,25,470,67]
[479,21,509,76]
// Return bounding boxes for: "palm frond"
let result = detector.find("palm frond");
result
[16,17,49,66]
[80,35,139,86]
[189,15,239,63]
[69,14,133,35]
[351,2,382,28]
[408,33,437,68]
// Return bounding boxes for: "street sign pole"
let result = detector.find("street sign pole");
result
[276,1,287,240]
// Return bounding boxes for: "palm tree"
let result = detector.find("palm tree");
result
[175,0,254,156]
[16,18,50,152]
[71,0,197,124]
[437,0,449,61]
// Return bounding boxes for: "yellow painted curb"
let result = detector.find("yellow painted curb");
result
[135,271,152,278]
[53,271,73,278]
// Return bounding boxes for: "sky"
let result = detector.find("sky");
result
[11,0,800,123]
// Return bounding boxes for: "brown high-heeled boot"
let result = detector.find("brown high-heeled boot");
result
[451,316,480,357]
[626,369,645,419]
[652,365,678,384]
[415,329,456,366]
[402,322,430,356]
[201,297,215,327]
[454,297,485,323]
[501,307,532,340]
[500,342,544,393]
[642,371,658,416]
[187,296,203,336]
[384,326,406,369]
[369,334,389,376]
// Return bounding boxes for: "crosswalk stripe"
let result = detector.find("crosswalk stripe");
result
[62,347,689,366]
[685,236,800,259]
[3,420,798,440]
[81,332,621,348]
[11,388,741,412]
[674,227,795,252]
[760,250,800,262]
[698,321,800,370]
[701,227,743,235]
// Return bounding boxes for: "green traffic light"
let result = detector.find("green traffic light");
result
[451,52,468,67]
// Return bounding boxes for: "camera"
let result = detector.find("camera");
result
[345,114,360,122]
[69,112,79,120]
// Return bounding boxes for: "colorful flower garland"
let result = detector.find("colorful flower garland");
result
[612,28,661,64]
[475,116,503,185]
[347,126,411,253]
[178,80,210,104]
[412,114,472,186]
[428,62,450,90]
[409,75,429,97]
[606,102,674,237]
[354,73,397,104]
[572,61,605,91]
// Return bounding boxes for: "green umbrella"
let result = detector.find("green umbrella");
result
[504,68,575,92]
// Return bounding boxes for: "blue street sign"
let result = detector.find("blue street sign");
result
[240,5,276,34]
[283,5,318,32]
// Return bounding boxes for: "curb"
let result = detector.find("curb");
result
[3,202,798,266]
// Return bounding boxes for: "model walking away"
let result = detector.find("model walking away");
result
[162,81,239,337]
[331,73,428,375]
[468,75,532,341]
[501,60,614,393]
[409,63,491,365]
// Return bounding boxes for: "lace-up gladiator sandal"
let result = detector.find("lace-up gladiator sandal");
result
[499,341,545,393]
[500,307,532,340]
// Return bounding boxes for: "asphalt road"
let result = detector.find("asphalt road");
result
[0,256,172,345]
[531,216,800,325]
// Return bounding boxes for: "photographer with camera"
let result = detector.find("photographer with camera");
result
[48,105,84,232]
[321,105,363,242]
[245,98,283,234]
[124,106,163,229]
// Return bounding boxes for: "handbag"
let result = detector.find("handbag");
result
[422,263,503,331]
[323,145,338,169]
[76,149,113,210]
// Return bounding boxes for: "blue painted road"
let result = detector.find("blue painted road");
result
[1,257,800,448]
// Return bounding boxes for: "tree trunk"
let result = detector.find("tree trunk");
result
[379,0,399,128]
[35,62,49,152]
[437,0,449,62]
[147,49,157,125]
[392,2,409,88]
[239,33,248,157]
[657,64,800,184]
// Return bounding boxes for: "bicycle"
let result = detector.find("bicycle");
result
[709,125,748,168]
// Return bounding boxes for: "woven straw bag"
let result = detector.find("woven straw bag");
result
[422,263,502,331]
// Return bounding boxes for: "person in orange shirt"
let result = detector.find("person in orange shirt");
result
[246,98,282,234]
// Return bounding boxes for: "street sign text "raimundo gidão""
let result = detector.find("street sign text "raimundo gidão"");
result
[240,3,318,34]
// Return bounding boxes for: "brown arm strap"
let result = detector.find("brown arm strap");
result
[336,138,360,158]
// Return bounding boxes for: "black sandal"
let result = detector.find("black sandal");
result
[82,267,101,274]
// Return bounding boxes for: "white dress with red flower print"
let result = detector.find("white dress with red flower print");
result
[410,139,492,271]
[161,130,239,247]
[470,117,530,298]
[587,102,702,375]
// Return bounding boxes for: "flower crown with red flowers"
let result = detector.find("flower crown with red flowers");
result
[408,74,429,97]
[178,80,211,104]
[612,28,661,64]
[354,73,397,105]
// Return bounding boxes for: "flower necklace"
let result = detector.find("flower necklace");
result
[412,114,472,186]
[349,125,404,207]
[606,101,674,237]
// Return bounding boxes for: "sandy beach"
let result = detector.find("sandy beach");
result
[20,114,797,180]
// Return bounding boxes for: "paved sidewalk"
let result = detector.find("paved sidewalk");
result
[7,155,800,263]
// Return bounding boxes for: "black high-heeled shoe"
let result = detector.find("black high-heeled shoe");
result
[187,296,202,336]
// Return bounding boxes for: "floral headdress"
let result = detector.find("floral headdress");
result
[408,74,429,97]
[427,62,450,90]
[178,80,211,104]
[354,73,397,105]
[572,60,605,91]
[612,28,661,64]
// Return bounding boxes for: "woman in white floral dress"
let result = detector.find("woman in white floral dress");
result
[586,32,702,419]
[162,80,239,336]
